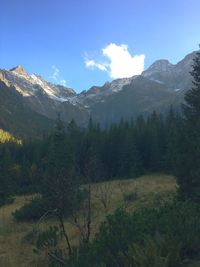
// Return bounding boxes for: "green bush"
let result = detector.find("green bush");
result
[120,237,181,267]
[12,196,48,222]
[71,201,200,267]
[0,195,14,207]
[13,188,87,222]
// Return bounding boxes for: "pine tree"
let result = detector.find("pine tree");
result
[44,116,78,216]
[42,117,81,254]
[177,48,200,202]
[164,107,181,173]
[0,146,13,205]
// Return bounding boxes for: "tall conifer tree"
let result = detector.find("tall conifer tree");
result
[177,48,200,201]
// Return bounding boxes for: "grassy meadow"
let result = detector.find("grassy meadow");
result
[0,174,176,267]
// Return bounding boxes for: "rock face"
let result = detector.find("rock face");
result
[0,50,197,135]
[0,66,89,126]
[10,65,28,75]
[143,60,174,76]
[0,80,54,138]
[142,52,196,91]
[2,65,76,100]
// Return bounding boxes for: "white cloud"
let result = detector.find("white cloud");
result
[85,59,107,71]
[60,79,67,86]
[51,65,60,81]
[50,65,68,87]
[85,43,145,79]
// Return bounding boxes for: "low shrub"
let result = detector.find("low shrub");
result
[71,201,200,267]
[12,196,48,222]
[0,195,14,207]
[13,188,88,222]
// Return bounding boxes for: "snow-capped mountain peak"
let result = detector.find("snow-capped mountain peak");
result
[0,66,76,102]
[0,50,197,129]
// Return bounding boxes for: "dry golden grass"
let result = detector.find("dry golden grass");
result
[0,195,44,267]
[0,174,176,267]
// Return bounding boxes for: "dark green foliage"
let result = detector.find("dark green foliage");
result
[176,49,200,202]
[0,143,16,206]
[164,107,182,173]
[0,195,14,207]
[12,196,48,221]
[36,226,60,251]
[43,116,80,218]
[0,172,11,206]
[14,192,88,224]
[1,108,182,207]
[121,237,181,267]
[35,226,66,267]
[71,201,200,267]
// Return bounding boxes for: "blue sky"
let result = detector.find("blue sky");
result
[1,0,200,92]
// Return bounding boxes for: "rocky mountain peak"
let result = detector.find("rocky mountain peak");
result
[143,60,173,76]
[0,50,198,134]
[175,51,197,71]
[10,65,27,76]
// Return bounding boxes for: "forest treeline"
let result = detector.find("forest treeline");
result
[0,107,182,203]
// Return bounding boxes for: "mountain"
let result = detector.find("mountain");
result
[0,51,197,136]
[142,51,195,92]
[0,80,54,138]
[77,51,196,126]
[0,66,89,126]
[89,76,178,126]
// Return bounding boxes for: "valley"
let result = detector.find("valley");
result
[0,51,196,137]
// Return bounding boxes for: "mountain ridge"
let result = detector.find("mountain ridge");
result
[0,50,197,136]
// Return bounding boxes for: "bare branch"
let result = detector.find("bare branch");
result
[48,251,67,266]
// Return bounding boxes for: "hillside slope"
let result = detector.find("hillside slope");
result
[0,81,54,138]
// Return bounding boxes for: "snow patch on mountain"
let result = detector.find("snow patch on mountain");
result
[0,66,75,102]
[109,76,138,92]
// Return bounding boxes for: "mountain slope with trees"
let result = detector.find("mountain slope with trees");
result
[1,49,200,267]
[0,51,197,136]
[176,49,200,202]
[0,81,54,138]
